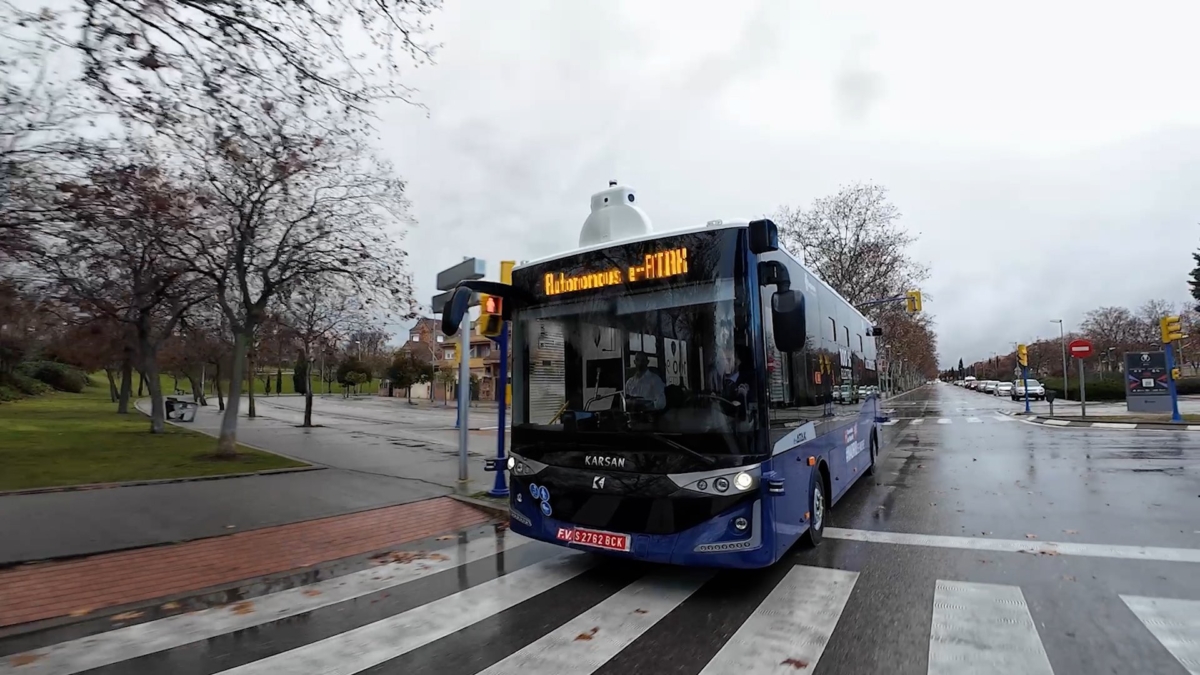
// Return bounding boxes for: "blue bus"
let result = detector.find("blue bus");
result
[442,187,882,568]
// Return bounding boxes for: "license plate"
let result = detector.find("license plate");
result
[555,527,631,552]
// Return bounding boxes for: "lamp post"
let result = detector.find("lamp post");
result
[1052,320,1068,397]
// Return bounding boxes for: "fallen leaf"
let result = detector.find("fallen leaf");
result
[161,601,181,611]
[1025,534,1038,540]
[68,607,94,617]
[225,525,236,529]
[302,589,323,597]
[781,657,810,669]
[633,608,649,614]
[230,601,255,615]
[8,653,43,667]
[111,611,144,621]
[1063,529,1079,535]
[574,627,599,641]
[1063,575,1076,581]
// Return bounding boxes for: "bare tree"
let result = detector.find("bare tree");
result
[279,279,366,426]
[38,162,202,431]
[1133,299,1175,348]
[1080,306,1139,358]
[173,105,417,458]
[775,182,929,307]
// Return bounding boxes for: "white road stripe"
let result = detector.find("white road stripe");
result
[480,569,711,675]
[1092,422,1138,429]
[966,417,982,423]
[882,419,900,426]
[699,565,857,674]
[992,415,1014,422]
[1188,425,1200,431]
[0,533,529,675]
[910,418,924,426]
[1043,419,1072,426]
[928,580,1053,675]
[937,418,951,425]
[1122,595,1200,675]
[216,553,594,675]
[826,528,1200,564]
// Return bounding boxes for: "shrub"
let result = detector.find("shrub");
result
[1177,377,1200,396]
[0,372,52,396]
[1040,375,1127,401]
[16,361,90,393]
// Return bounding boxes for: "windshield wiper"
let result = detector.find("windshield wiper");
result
[645,433,717,467]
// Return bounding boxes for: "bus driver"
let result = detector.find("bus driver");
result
[624,351,666,410]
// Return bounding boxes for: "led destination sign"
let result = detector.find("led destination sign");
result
[543,247,689,296]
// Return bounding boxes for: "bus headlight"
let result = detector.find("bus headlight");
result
[714,477,730,492]
[733,516,749,531]
[506,456,516,471]
[733,472,753,491]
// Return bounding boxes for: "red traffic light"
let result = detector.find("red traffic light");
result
[483,295,503,315]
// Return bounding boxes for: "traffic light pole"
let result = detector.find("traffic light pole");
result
[1022,365,1031,414]
[1165,342,1183,423]
[487,322,510,497]
[457,314,470,494]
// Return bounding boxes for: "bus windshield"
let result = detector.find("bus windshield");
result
[510,228,760,457]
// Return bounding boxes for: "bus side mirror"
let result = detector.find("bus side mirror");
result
[870,326,883,337]
[749,219,779,254]
[772,290,807,352]
[440,286,474,336]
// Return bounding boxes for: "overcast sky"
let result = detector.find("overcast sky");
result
[379,0,1200,367]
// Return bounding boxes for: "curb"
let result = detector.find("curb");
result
[0,466,325,497]
[450,493,509,518]
[999,410,1199,431]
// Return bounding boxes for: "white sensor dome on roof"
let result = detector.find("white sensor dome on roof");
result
[579,180,652,247]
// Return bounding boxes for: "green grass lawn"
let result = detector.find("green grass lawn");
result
[0,384,308,491]
[153,373,372,398]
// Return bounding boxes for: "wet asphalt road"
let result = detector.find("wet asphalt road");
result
[4,384,1199,675]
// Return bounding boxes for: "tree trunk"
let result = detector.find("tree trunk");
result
[304,385,314,427]
[142,346,166,434]
[137,371,146,397]
[275,368,282,395]
[105,368,119,402]
[214,361,225,412]
[118,356,133,414]
[247,353,256,418]
[187,373,207,406]
[215,332,248,458]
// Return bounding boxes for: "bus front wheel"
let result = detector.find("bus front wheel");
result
[865,432,879,477]
[804,469,826,546]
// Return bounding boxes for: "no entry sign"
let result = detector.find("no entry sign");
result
[1069,338,1094,359]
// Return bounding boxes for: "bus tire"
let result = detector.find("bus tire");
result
[803,467,826,547]
[865,432,879,477]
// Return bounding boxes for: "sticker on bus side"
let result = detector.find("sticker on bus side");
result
[772,421,817,455]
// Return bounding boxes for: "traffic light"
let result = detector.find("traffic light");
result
[1017,344,1028,367]
[1160,315,1183,344]
[1172,367,1182,381]
[905,290,922,313]
[479,293,504,337]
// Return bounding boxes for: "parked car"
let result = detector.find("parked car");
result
[964,377,977,389]
[995,382,1014,397]
[983,381,998,394]
[1013,378,1046,400]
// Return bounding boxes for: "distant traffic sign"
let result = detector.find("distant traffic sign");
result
[1069,339,1093,359]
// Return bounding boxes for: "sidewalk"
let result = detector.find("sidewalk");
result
[0,397,504,564]
[0,498,495,631]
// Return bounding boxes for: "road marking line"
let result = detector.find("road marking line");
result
[699,565,857,675]
[966,417,982,423]
[937,418,951,424]
[1092,422,1138,429]
[480,569,711,675]
[1043,419,1072,426]
[992,415,1014,422]
[825,528,1200,564]
[1189,425,1200,432]
[213,554,594,675]
[929,581,1053,675]
[882,419,900,426]
[910,418,924,426]
[1121,595,1200,675]
[0,532,530,675]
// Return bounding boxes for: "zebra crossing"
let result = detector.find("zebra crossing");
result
[3,531,1198,675]
[881,414,1015,426]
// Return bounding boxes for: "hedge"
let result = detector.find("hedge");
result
[1039,375,1200,401]
[15,361,90,393]
[0,372,52,401]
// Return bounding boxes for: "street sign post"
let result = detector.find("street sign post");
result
[1069,339,1093,417]
[484,260,516,498]
[436,258,486,495]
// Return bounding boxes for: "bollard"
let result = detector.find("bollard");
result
[1046,389,1055,417]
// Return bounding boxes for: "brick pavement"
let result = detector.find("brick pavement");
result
[0,497,492,629]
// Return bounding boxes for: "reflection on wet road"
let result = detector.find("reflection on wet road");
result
[3,384,1198,675]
